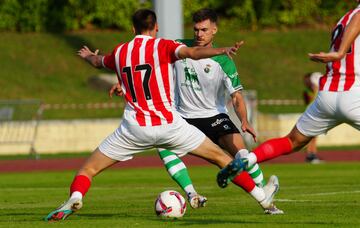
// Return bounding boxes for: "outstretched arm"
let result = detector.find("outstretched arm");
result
[178,41,244,60]
[309,13,360,63]
[78,46,104,68]
[231,91,256,142]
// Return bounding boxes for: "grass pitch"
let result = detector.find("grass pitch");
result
[0,163,359,227]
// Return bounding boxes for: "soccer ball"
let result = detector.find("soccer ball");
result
[155,190,186,218]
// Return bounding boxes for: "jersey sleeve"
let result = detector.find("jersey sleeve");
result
[215,56,243,94]
[102,53,115,71]
[102,44,122,71]
[175,39,194,47]
[164,39,186,63]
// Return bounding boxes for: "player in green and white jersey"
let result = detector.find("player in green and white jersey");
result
[110,8,282,214]
[157,8,283,214]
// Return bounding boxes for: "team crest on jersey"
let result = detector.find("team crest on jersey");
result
[204,64,211,73]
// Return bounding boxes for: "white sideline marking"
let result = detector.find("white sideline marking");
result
[275,199,321,202]
[276,190,360,202]
[300,190,360,196]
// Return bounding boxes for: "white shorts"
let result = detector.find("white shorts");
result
[296,90,360,137]
[98,114,206,161]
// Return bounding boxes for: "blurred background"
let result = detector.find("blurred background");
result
[0,0,359,156]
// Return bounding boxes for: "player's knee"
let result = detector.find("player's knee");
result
[78,166,99,178]
[287,130,311,150]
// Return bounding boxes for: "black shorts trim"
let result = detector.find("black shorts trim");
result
[184,113,240,145]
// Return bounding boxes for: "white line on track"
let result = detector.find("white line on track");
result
[276,190,360,202]
[299,190,360,196]
[275,199,322,202]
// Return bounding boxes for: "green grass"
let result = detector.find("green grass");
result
[0,27,331,118]
[0,163,359,227]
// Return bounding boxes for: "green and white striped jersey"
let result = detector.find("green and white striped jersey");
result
[174,39,243,118]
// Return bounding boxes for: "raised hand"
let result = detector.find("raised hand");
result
[308,52,344,63]
[78,46,99,59]
[241,120,257,142]
[77,45,102,68]
[224,41,244,59]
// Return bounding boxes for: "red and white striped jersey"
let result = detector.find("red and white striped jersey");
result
[102,35,185,126]
[320,4,360,91]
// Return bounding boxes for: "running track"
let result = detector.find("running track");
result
[0,151,359,173]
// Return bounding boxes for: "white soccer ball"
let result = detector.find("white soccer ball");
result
[155,190,186,218]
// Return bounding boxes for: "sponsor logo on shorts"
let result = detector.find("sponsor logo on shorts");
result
[211,118,230,127]
[223,124,230,130]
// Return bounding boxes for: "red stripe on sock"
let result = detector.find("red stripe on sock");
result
[70,175,91,197]
[232,171,256,192]
[254,137,293,163]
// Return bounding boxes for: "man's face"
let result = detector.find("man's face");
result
[193,19,217,47]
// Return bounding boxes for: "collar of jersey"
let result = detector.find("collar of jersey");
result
[135,35,154,39]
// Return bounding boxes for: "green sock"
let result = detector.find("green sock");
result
[158,149,196,196]
[246,163,266,187]
[237,149,266,187]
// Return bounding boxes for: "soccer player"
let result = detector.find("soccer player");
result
[110,8,282,215]
[158,8,281,214]
[218,1,360,186]
[45,9,277,221]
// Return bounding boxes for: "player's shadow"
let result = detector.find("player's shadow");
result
[49,33,96,56]
[178,218,340,226]
[37,213,342,226]
[77,213,143,219]
[48,32,110,77]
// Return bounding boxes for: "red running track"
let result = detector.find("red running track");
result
[0,151,359,173]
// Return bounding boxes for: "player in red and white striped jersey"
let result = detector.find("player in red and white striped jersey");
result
[101,35,182,126]
[315,3,360,92]
[45,9,267,222]
[218,1,360,187]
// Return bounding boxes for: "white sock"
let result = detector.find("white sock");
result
[70,191,83,200]
[235,149,249,159]
[249,186,265,202]
[246,152,257,167]
[184,185,196,197]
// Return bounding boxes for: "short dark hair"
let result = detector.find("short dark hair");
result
[304,72,312,78]
[132,9,157,34]
[192,8,218,24]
